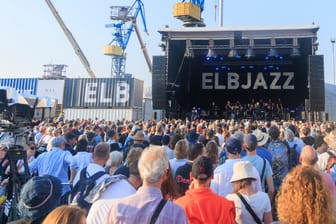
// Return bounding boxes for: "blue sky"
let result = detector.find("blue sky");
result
[1,0,335,88]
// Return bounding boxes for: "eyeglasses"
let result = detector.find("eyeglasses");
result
[30,147,36,150]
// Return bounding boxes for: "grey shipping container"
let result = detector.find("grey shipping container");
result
[63,78,143,108]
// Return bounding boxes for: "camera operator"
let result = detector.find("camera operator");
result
[0,143,9,197]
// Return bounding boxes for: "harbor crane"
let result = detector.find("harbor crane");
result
[104,0,152,78]
[173,0,205,27]
[45,0,96,78]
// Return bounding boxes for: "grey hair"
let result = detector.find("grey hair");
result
[138,146,169,184]
[50,136,66,148]
[106,151,123,167]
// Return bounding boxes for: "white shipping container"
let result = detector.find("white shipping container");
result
[63,108,143,121]
[36,79,65,104]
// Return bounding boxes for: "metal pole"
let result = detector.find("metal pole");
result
[219,0,223,27]
[331,38,336,84]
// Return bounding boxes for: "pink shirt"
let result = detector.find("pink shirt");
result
[320,171,336,196]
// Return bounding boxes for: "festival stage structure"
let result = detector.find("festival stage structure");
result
[153,24,325,120]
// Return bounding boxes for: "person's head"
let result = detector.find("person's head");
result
[244,134,258,152]
[75,139,88,152]
[50,136,66,149]
[188,142,204,161]
[0,143,9,160]
[64,132,77,146]
[27,143,36,158]
[133,131,145,143]
[191,156,214,186]
[324,130,336,151]
[300,145,318,167]
[169,134,183,149]
[252,129,269,147]
[86,132,95,142]
[313,135,328,154]
[42,205,86,224]
[106,151,123,168]
[205,141,219,165]
[174,139,189,159]
[268,125,280,140]
[107,129,117,140]
[162,135,170,146]
[126,147,143,177]
[138,146,169,186]
[18,175,62,223]
[225,137,242,158]
[93,142,110,165]
[230,161,256,192]
[277,166,333,224]
[284,128,295,142]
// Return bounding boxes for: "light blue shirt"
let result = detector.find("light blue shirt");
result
[29,147,78,195]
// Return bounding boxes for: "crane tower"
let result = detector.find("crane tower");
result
[104,0,152,78]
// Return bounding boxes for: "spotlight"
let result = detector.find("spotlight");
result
[291,47,301,57]
[228,49,238,58]
[206,48,216,58]
[184,48,194,58]
[268,48,278,58]
[245,48,255,59]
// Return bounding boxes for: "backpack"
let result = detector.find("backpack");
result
[70,167,106,211]
[267,140,289,190]
[326,151,336,174]
[283,141,298,171]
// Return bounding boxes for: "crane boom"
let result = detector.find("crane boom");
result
[132,19,152,72]
[45,0,96,78]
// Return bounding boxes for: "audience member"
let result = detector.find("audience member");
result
[106,146,187,223]
[175,156,236,223]
[16,175,62,224]
[42,205,86,224]
[277,166,334,224]
[226,161,272,224]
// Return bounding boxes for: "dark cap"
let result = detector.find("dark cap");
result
[225,137,242,155]
[244,134,258,151]
[192,156,213,180]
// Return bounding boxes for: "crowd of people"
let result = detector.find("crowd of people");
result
[0,116,335,223]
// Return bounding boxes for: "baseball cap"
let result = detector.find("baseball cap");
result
[225,137,242,155]
[192,156,213,180]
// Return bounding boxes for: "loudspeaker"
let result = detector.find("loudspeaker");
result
[152,56,167,109]
[308,55,325,111]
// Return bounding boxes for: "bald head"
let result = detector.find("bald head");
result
[300,145,318,166]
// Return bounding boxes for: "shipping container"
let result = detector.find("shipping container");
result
[63,108,142,121]
[0,78,38,95]
[36,79,65,104]
[63,78,143,108]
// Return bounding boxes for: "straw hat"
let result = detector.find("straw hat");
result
[133,131,144,141]
[230,161,256,182]
[253,129,269,147]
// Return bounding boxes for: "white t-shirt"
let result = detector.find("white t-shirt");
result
[74,163,110,187]
[211,159,261,196]
[169,158,188,177]
[86,179,136,224]
[226,191,271,224]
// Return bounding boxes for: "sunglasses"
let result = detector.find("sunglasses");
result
[30,147,36,150]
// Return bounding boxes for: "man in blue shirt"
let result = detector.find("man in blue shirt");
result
[29,136,78,204]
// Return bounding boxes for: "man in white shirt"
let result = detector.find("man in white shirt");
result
[211,137,261,196]
[86,147,143,224]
